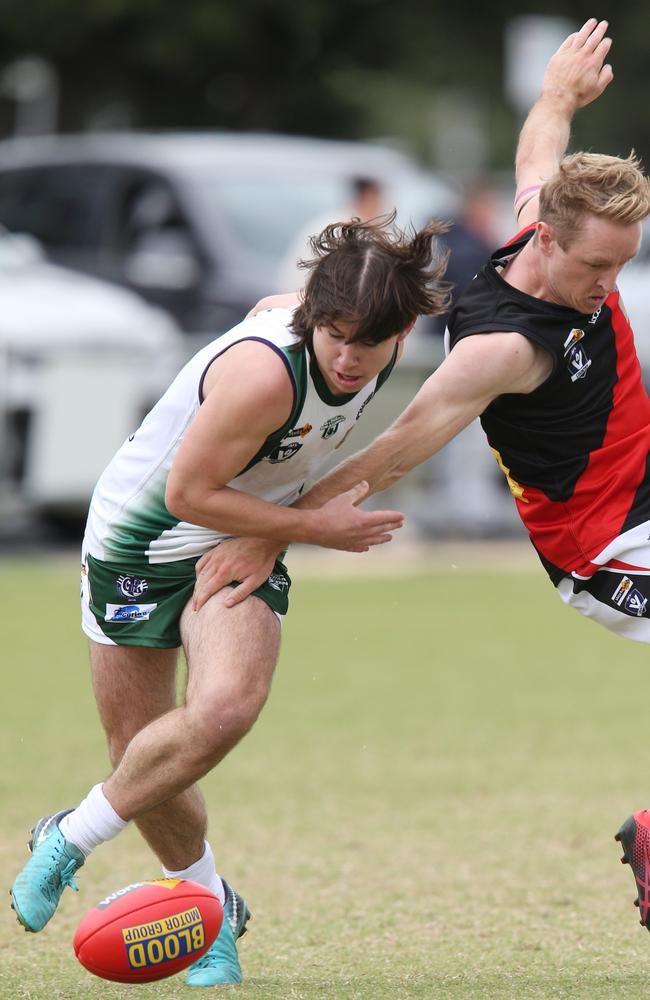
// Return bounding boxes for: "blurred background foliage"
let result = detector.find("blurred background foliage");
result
[0,0,647,173]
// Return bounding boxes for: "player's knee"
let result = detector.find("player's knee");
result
[188,677,271,759]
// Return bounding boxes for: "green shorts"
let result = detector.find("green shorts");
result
[81,551,291,649]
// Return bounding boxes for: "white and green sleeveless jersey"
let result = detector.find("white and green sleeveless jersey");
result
[83,307,397,564]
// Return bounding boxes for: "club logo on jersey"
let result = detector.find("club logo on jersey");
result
[563,328,585,353]
[563,329,591,382]
[284,423,312,439]
[267,573,289,592]
[611,576,648,617]
[116,575,149,600]
[356,391,375,421]
[105,603,158,622]
[320,415,346,439]
[267,442,302,463]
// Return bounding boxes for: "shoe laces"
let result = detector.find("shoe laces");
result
[38,845,80,901]
[189,939,235,971]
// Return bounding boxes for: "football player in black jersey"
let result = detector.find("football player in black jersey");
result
[196,18,650,936]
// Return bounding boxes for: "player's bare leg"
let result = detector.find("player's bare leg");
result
[9,642,180,933]
[89,630,256,985]
[89,642,208,870]
[100,589,280,824]
[93,590,280,986]
[10,590,279,942]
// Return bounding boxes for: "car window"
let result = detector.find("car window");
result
[187,168,450,267]
[0,166,100,249]
[189,173,350,262]
[117,177,203,290]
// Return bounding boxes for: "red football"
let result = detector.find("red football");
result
[73,878,223,983]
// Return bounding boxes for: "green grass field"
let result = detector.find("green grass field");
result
[2,551,650,999]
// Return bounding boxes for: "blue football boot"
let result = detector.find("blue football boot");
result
[10,810,85,932]
[186,878,251,986]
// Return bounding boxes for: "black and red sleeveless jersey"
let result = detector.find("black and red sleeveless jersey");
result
[447,225,650,581]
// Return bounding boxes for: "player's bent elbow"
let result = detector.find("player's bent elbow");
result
[165,479,194,522]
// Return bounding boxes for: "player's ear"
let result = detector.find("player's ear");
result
[397,320,416,342]
[537,221,556,256]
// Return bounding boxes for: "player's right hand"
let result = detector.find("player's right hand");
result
[543,18,613,110]
[193,536,281,611]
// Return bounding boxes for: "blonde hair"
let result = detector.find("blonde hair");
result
[538,151,650,248]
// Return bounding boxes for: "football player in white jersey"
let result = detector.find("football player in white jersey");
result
[11,215,450,986]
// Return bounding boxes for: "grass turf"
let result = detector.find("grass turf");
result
[1,553,650,998]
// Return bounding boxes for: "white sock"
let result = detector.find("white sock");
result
[59,783,129,858]
[162,840,225,905]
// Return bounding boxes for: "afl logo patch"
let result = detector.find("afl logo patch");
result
[566,343,591,382]
[612,576,648,617]
[563,328,591,382]
[268,442,302,463]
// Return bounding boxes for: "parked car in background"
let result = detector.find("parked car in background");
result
[0,131,457,343]
[0,228,182,525]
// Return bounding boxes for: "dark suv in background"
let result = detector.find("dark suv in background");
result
[0,131,456,341]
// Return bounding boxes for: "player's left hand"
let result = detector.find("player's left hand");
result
[193,537,282,611]
[543,18,613,110]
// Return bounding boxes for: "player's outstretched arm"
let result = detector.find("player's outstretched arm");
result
[298,331,546,509]
[514,18,613,228]
[195,329,550,611]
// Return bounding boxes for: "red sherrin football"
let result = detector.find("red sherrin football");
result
[73,878,223,983]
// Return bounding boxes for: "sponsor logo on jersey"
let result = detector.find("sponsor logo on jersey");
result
[105,603,158,622]
[611,576,648,617]
[267,442,302,463]
[356,391,375,420]
[612,576,633,605]
[588,307,602,325]
[267,573,289,592]
[563,328,585,354]
[284,423,312,439]
[117,574,149,600]
[320,415,346,439]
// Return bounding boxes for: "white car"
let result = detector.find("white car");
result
[0,229,183,523]
[0,132,457,341]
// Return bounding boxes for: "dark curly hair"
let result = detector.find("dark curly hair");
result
[290,212,451,350]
